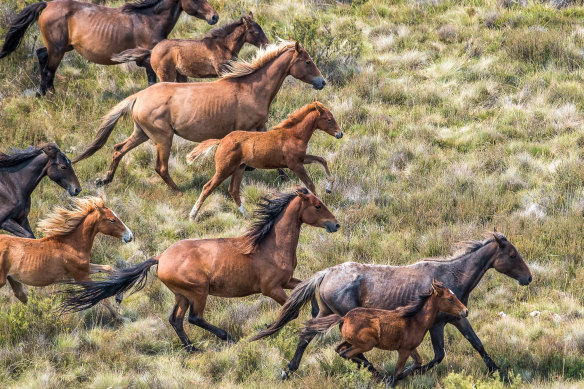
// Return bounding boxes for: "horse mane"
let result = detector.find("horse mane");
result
[396,280,447,318]
[220,40,295,79]
[0,142,56,168]
[271,102,324,131]
[241,188,307,253]
[204,18,245,39]
[37,197,105,237]
[121,0,163,13]
[422,232,508,262]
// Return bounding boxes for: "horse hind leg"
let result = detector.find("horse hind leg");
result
[187,292,235,343]
[154,140,183,194]
[7,276,27,304]
[36,47,48,95]
[228,165,248,217]
[169,294,198,352]
[190,168,235,220]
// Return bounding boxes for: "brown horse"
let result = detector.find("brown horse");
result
[253,232,532,378]
[0,0,218,94]
[186,102,343,220]
[112,12,269,83]
[299,280,468,387]
[73,41,327,193]
[0,197,133,319]
[60,189,339,351]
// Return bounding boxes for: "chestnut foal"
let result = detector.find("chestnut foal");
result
[60,189,339,351]
[186,101,343,220]
[0,197,133,319]
[299,280,468,387]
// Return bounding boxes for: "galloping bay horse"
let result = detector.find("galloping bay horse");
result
[253,232,532,378]
[0,197,133,319]
[0,143,81,238]
[60,189,339,351]
[186,102,344,219]
[0,0,218,94]
[113,12,269,83]
[299,280,468,387]
[73,41,327,193]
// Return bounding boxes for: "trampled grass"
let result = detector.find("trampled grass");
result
[1,0,584,387]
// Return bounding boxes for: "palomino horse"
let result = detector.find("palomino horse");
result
[60,189,339,351]
[0,0,218,94]
[186,101,344,220]
[113,12,269,83]
[253,232,532,378]
[0,143,81,238]
[0,197,133,319]
[73,41,327,193]
[299,280,468,387]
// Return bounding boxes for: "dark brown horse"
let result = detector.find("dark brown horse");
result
[60,189,339,351]
[74,41,326,193]
[113,12,269,83]
[0,0,218,94]
[253,232,532,378]
[300,280,468,387]
[0,143,81,238]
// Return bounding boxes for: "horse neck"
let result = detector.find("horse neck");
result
[9,153,49,197]
[247,50,295,111]
[288,110,320,144]
[55,213,100,257]
[151,0,183,37]
[448,243,497,300]
[256,199,302,266]
[223,24,248,56]
[410,295,440,332]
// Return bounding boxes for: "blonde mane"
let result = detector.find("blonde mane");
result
[38,197,104,237]
[220,40,296,79]
[271,101,325,131]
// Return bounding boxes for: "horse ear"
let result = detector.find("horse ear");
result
[42,143,58,158]
[248,11,254,19]
[242,16,249,28]
[296,188,309,200]
[295,41,300,52]
[493,233,505,248]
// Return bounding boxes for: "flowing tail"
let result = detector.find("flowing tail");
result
[112,48,152,65]
[250,269,329,341]
[59,258,158,314]
[73,94,138,163]
[299,314,343,339]
[0,2,47,58]
[186,139,221,165]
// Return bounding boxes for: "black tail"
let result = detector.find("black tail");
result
[0,2,47,59]
[59,258,158,314]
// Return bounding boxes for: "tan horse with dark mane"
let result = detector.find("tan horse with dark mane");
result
[186,102,343,219]
[0,0,218,94]
[73,41,327,193]
[0,197,133,319]
[60,189,339,351]
[113,12,269,83]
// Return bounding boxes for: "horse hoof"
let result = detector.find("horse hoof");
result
[325,189,332,194]
[95,177,109,186]
[280,370,291,381]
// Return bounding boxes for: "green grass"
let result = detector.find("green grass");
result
[1,0,584,387]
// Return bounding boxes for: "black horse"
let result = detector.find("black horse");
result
[0,143,81,238]
[252,232,532,379]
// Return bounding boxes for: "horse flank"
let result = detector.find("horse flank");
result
[37,197,105,237]
[220,40,295,79]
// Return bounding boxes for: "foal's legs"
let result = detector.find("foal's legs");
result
[338,345,381,378]
[290,164,317,194]
[7,276,27,304]
[227,165,248,216]
[187,291,235,343]
[169,294,198,352]
[97,124,149,186]
[390,349,412,387]
[190,166,237,220]
[304,155,335,194]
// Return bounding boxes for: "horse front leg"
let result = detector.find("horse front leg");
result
[303,154,335,194]
[452,317,499,373]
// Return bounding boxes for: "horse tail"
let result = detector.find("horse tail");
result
[299,314,343,339]
[73,94,138,163]
[59,258,158,314]
[112,48,152,64]
[250,269,329,341]
[186,139,221,165]
[0,2,47,58]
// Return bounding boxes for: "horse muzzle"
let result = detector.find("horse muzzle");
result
[519,275,532,286]
[335,131,344,139]
[460,309,469,318]
[122,230,133,243]
[312,77,326,90]
[68,185,82,196]
[324,221,340,233]
[207,13,219,25]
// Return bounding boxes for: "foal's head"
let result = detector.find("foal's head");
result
[93,201,134,243]
[42,143,82,196]
[314,102,343,139]
[289,42,326,90]
[181,0,218,25]
[295,189,339,233]
[243,12,269,48]
[431,279,468,318]
[490,232,532,286]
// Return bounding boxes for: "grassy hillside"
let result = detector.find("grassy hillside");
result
[1,0,584,387]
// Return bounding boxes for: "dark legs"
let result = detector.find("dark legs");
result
[452,318,499,372]
[187,291,235,343]
[145,62,157,85]
[0,218,35,238]
[169,294,198,352]
[36,45,66,95]
[36,47,48,95]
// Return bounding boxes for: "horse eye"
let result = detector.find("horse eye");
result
[109,219,116,223]
[305,60,311,65]
[449,297,454,302]
[315,205,321,209]
[60,165,67,170]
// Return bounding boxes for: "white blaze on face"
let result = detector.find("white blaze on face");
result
[112,210,133,243]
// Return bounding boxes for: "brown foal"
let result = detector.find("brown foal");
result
[186,101,344,220]
[73,41,327,193]
[0,197,133,319]
[300,280,468,386]
[113,12,269,82]
[60,189,339,351]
